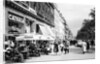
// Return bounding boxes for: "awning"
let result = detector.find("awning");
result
[39,25,48,36]
[39,25,55,40]
[16,33,35,40]
[16,24,55,41]
[45,26,55,38]
[39,25,55,37]
[16,33,54,41]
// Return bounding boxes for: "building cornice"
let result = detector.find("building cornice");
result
[5,1,55,27]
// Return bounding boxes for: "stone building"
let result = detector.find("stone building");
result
[4,0,72,55]
[4,0,55,41]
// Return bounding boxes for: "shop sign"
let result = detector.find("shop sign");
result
[8,13,23,22]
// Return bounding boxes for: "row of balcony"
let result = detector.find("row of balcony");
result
[5,0,55,27]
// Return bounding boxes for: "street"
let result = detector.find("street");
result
[24,46,95,62]
[3,1,95,64]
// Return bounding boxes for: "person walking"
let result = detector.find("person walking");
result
[86,40,90,52]
[63,40,69,54]
[60,42,64,54]
[54,43,59,55]
[82,40,87,54]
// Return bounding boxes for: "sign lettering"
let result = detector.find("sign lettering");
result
[8,14,23,22]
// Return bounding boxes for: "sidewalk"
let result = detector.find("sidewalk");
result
[24,46,95,62]
[6,46,95,63]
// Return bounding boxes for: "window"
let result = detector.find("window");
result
[36,24,42,34]
[8,20,25,34]
[25,18,34,33]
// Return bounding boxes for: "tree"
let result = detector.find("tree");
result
[76,8,95,41]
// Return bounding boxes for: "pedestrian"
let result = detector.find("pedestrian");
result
[54,43,59,55]
[60,43,64,53]
[82,40,87,54]
[50,43,55,54]
[86,40,90,52]
[46,46,51,54]
[63,40,69,54]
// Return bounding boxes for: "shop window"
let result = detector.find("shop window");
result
[25,19,35,33]
[36,24,42,34]
[8,20,25,34]
[8,20,19,34]
[30,22,34,33]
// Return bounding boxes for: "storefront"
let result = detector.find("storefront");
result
[7,12,25,34]
[5,0,55,40]
[5,0,55,57]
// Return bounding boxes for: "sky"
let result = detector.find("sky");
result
[57,3,94,37]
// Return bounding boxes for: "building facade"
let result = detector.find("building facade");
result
[54,9,65,41]
[4,0,72,56]
[4,0,55,41]
[53,6,72,42]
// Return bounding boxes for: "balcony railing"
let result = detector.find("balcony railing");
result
[15,1,29,9]
[5,1,55,27]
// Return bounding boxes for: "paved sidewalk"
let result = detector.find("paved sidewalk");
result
[24,46,95,62]
[5,46,95,64]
